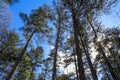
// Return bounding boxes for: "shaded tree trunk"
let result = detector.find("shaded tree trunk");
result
[86,15,120,80]
[101,62,112,80]
[73,49,79,80]
[107,48,120,77]
[6,30,35,80]
[98,43,119,80]
[79,35,98,80]
[72,13,86,80]
[52,9,61,80]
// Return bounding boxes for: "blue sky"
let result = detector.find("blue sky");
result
[10,0,52,31]
[99,1,120,27]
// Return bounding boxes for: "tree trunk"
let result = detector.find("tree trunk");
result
[98,43,119,80]
[52,9,61,80]
[73,49,79,80]
[87,15,119,80]
[107,48,120,77]
[72,13,86,80]
[101,62,112,80]
[6,30,35,80]
[79,35,98,80]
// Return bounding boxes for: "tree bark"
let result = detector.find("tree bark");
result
[52,9,61,80]
[73,49,79,80]
[72,13,86,80]
[87,15,119,80]
[107,48,120,77]
[101,62,112,80]
[79,34,98,80]
[98,43,119,80]
[6,30,35,80]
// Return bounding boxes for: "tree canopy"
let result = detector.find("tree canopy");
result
[0,0,120,80]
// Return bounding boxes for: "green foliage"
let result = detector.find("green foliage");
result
[3,0,19,5]
[38,75,44,80]
[0,30,21,61]
[0,30,22,79]
[19,4,52,33]
[57,74,69,80]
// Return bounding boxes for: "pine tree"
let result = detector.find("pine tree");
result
[52,1,69,80]
[6,5,52,80]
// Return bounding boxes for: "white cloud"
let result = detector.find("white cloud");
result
[50,45,54,50]
[63,63,75,74]
[91,51,98,60]
[67,35,70,39]
[57,50,99,76]
[57,52,75,75]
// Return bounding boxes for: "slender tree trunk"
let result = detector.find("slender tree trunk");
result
[107,48,120,77]
[52,10,61,80]
[84,40,98,80]
[79,36,98,80]
[77,28,98,80]
[6,30,35,80]
[98,43,119,80]
[73,49,79,80]
[101,62,112,80]
[86,15,120,80]
[72,13,86,80]
[108,48,120,66]
[18,68,23,80]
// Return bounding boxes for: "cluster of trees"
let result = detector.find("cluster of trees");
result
[0,0,120,80]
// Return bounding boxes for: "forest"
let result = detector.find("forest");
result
[0,0,120,80]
